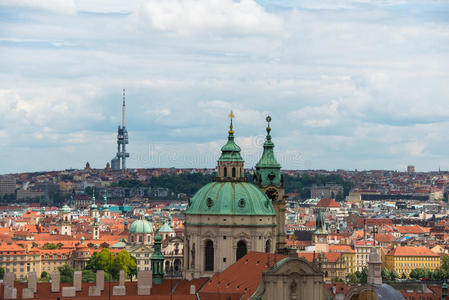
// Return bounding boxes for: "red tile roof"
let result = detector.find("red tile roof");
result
[200,252,287,300]
[387,246,440,257]
[316,198,340,208]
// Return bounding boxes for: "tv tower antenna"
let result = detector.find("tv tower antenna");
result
[111,89,129,170]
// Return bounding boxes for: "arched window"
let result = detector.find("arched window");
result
[205,240,214,271]
[174,259,181,272]
[236,240,247,261]
[265,240,271,253]
[232,167,236,178]
[139,235,143,243]
[165,261,170,273]
[224,167,227,177]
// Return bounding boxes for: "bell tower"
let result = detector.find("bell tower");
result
[312,210,328,253]
[254,116,286,253]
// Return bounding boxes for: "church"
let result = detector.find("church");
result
[183,112,288,279]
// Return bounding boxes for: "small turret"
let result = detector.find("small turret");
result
[216,111,245,180]
[151,232,164,284]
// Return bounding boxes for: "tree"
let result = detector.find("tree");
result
[390,270,399,281]
[409,268,426,280]
[40,271,49,280]
[441,255,449,272]
[348,273,357,284]
[86,249,137,280]
[42,243,59,250]
[381,268,390,281]
[82,270,96,283]
[57,265,74,283]
[86,248,114,273]
[111,250,137,280]
[0,266,4,280]
[360,267,368,284]
[401,272,407,279]
[128,255,137,280]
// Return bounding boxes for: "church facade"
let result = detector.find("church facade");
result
[183,113,286,279]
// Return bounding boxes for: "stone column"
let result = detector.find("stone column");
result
[119,270,125,286]
[51,271,60,292]
[28,272,37,293]
[73,271,82,291]
[4,272,17,300]
[96,270,104,291]
[4,272,15,287]
[137,270,152,295]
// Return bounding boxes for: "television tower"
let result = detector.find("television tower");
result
[111,89,129,170]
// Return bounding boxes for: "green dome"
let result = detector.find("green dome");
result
[159,222,174,233]
[61,205,71,213]
[186,182,275,216]
[129,219,153,234]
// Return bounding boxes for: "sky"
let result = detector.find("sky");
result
[0,0,448,174]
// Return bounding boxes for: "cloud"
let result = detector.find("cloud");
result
[0,0,77,14]
[1,0,449,173]
[135,0,284,36]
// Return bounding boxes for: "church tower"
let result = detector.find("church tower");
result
[92,217,100,240]
[254,116,287,253]
[60,204,72,236]
[184,112,277,280]
[312,210,328,253]
[89,192,99,219]
[102,195,111,218]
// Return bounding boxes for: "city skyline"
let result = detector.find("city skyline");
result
[1,0,449,173]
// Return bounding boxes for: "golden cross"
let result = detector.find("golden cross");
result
[228,110,235,120]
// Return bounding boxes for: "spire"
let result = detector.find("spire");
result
[218,110,243,163]
[255,115,281,186]
[122,88,126,128]
[228,110,235,134]
[92,189,96,205]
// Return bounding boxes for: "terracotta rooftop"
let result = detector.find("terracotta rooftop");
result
[316,198,340,208]
[387,246,440,257]
[200,251,287,300]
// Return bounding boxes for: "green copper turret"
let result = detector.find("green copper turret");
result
[151,232,164,284]
[255,116,282,187]
[218,111,243,163]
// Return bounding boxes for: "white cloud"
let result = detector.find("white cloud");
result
[0,0,77,14]
[136,0,284,36]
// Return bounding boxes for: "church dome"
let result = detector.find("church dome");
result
[185,181,275,216]
[159,222,174,233]
[129,219,153,234]
[61,204,71,213]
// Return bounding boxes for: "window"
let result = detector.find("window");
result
[205,240,214,271]
[224,167,227,177]
[232,167,236,178]
[236,240,247,261]
[265,240,271,253]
